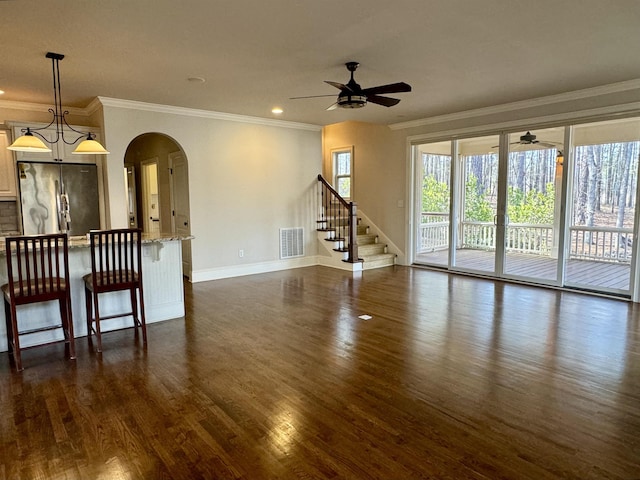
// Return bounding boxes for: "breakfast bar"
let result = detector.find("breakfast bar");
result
[0,233,190,353]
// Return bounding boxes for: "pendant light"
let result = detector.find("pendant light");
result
[8,52,109,155]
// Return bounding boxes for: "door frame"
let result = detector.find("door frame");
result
[412,130,568,287]
[141,157,160,234]
[168,150,192,279]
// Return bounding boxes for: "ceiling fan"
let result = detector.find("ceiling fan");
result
[510,131,561,149]
[492,131,562,150]
[290,62,411,110]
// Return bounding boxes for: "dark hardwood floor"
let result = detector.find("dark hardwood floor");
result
[1,265,639,479]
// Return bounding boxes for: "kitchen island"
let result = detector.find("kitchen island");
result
[0,233,191,353]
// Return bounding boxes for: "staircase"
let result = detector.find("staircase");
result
[354,221,397,270]
[316,175,395,271]
[316,217,396,270]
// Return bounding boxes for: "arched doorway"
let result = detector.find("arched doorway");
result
[124,133,192,278]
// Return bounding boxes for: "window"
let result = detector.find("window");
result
[332,147,353,199]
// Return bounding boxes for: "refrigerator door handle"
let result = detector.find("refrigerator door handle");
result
[61,193,71,226]
[55,182,62,232]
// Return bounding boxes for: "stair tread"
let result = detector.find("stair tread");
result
[358,244,386,254]
[361,252,395,260]
[357,234,377,244]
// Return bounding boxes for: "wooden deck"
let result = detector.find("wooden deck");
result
[416,248,631,292]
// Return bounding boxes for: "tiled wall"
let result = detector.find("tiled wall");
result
[0,201,19,234]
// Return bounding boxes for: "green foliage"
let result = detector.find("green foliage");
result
[422,175,449,213]
[337,178,351,198]
[423,173,555,225]
[507,183,555,224]
[464,174,493,221]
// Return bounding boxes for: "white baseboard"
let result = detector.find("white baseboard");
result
[191,256,319,282]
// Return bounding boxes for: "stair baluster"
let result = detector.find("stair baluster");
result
[317,174,360,263]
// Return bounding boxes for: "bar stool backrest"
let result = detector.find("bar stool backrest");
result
[5,234,70,304]
[88,229,143,292]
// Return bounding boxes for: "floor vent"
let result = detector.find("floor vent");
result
[280,227,304,259]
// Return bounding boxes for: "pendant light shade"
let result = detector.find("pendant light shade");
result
[72,134,110,155]
[7,52,109,156]
[7,128,52,152]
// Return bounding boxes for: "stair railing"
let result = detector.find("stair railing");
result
[317,174,359,263]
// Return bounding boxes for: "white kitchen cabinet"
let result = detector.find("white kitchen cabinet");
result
[0,131,17,198]
[11,123,100,164]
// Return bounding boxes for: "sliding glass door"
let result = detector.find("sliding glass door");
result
[503,127,565,284]
[414,141,451,267]
[453,135,500,274]
[564,118,640,295]
[413,118,640,297]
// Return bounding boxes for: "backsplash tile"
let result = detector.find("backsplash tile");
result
[0,201,19,234]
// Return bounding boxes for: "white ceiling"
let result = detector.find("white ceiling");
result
[1,0,639,127]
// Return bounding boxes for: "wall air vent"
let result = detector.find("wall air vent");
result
[280,227,304,259]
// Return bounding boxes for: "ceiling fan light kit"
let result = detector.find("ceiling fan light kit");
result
[8,52,109,155]
[337,94,367,108]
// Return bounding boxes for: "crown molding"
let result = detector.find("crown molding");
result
[97,97,323,132]
[390,78,640,131]
[0,99,86,116]
[406,102,640,145]
[85,97,104,116]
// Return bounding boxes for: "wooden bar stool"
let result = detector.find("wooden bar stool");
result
[83,228,147,352]
[2,234,76,371]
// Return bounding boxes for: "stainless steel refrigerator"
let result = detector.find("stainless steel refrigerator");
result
[17,161,100,236]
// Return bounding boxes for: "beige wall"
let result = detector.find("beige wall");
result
[100,101,322,281]
[322,121,408,258]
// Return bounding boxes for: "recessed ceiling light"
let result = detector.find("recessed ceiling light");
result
[0,90,4,95]
[187,77,205,83]
[272,107,283,114]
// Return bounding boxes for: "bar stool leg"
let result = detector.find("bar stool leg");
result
[3,299,13,357]
[85,286,93,342]
[92,291,103,353]
[138,286,147,344]
[7,302,22,372]
[63,294,76,360]
[130,287,139,331]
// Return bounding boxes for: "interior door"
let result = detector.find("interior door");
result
[124,165,137,227]
[169,151,192,278]
[141,159,160,234]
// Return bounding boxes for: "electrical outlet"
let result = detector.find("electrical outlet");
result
[238,249,244,258]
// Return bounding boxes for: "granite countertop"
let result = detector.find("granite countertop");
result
[0,232,194,254]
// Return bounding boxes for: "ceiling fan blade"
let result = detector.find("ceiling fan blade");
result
[362,82,411,96]
[325,81,351,92]
[367,95,400,107]
[326,102,339,111]
[537,142,561,149]
[290,94,338,100]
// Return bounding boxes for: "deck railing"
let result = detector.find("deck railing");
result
[419,213,449,252]
[568,226,633,262]
[419,213,633,264]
